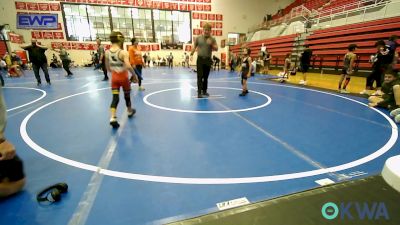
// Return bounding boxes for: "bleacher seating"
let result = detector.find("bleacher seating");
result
[304,0,329,10]
[230,34,298,67]
[305,16,400,70]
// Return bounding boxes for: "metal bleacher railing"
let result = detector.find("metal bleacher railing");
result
[248,5,312,33]
[248,0,395,33]
[312,0,396,26]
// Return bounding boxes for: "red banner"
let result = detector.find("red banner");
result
[185,45,192,51]
[51,42,61,49]
[208,14,215,20]
[215,30,222,36]
[49,3,61,11]
[216,22,223,29]
[196,0,203,2]
[31,31,43,39]
[152,44,160,51]
[62,42,72,50]
[162,2,170,9]
[53,32,64,39]
[15,2,27,10]
[188,4,195,11]
[204,0,211,3]
[216,14,223,21]
[26,2,39,10]
[71,42,79,50]
[153,1,162,9]
[192,12,199,19]
[196,4,203,11]
[38,3,50,11]
[193,29,202,35]
[171,3,178,10]
[179,3,187,10]
[204,4,211,11]
[200,13,207,20]
[137,0,145,6]
[42,32,54,39]
[8,32,24,44]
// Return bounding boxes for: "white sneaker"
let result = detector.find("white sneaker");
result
[395,114,400,123]
[303,81,307,85]
[390,108,400,118]
[359,90,368,95]
[299,80,304,84]
[371,90,383,96]
[340,89,349,94]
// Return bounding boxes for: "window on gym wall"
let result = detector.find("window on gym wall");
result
[153,10,190,44]
[132,8,153,42]
[110,7,134,41]
[87,5,111,41]
[62,4,191,43]
[63,4,91,41]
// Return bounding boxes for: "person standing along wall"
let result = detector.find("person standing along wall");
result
[129,38,145,91]
[53,46,73,77]
[97,38,109,81]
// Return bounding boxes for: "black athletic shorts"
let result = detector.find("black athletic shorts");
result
[301,64,310,73]
[0,155,25,182]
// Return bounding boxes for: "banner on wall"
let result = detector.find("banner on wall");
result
[8,32,24,44]
[184,45,192,52]
[15,2,61,11]
[17,14,58,29]
[17,0,212,11]
[161,42,183,50]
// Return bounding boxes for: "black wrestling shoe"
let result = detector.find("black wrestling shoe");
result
[109,117,120,128]
[202,92,210,97]
[128,108,136,118]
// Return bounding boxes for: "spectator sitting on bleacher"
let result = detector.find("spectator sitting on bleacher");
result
[369,69,400,122]
[8,52,23,77]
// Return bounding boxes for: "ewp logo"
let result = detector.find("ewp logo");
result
[17,14,58,29]
[321,202,390,220]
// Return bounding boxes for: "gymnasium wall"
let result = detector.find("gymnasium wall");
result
[0,0,293,66]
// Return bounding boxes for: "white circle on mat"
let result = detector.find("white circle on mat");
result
[143,86,272,113]
[4,87,46,112]
[20,82,397,184]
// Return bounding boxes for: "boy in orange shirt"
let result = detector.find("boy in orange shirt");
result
[128,38,145,91]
